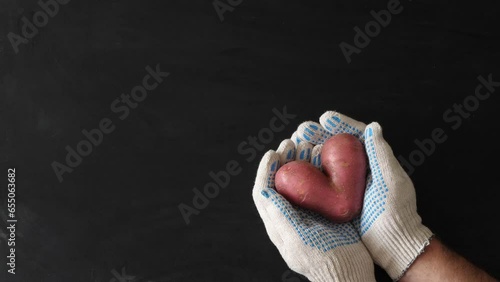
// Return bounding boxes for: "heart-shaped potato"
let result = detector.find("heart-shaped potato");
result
[275,133,367,223]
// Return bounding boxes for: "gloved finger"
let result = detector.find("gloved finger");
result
[276,139,296,166]
[297,121,333,145]
[363,122,405,177]
[252,150,287,250]
[254,150,281,190]
[296,142,313,161]
[310,144,323,169]
[362,123,396,234]
[320,111,366,141]
[290,131,304,146]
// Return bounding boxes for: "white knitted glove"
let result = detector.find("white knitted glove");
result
[297,111,433,280]
[252,138,376,282]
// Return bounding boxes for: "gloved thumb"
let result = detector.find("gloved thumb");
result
[364,122,409,180]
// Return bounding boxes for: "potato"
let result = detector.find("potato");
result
[275,133,367,223]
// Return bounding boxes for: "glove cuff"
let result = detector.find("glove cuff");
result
[307,243,376,282]
[362,203,433,280]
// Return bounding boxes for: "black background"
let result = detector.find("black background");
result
[1,0,500,281]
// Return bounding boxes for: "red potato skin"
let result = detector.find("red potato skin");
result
[275,133,367,223]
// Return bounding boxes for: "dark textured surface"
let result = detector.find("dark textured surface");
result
[1,0,500,281]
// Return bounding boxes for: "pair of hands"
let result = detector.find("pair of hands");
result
[252,111,433,282]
